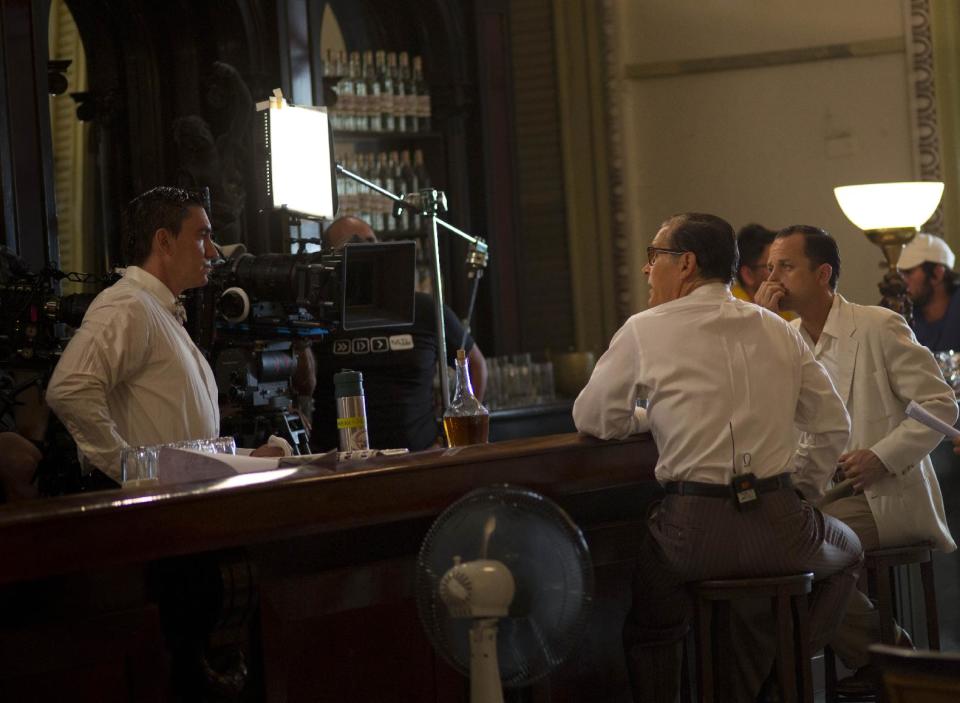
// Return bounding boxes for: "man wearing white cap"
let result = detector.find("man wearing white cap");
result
[899,233,960,352]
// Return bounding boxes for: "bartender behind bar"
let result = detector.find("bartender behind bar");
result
[572,212,863,701]
[297,217,487,452]
[47,187,281,485]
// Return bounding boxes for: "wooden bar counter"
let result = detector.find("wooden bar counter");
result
[0,433,660,702]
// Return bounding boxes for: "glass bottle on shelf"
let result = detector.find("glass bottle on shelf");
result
[323,49,339,130]
[389,150,409,231]
[349,51,367,131]
[363,50,381,132]
[412,56,431,132]
[376,50,394,133]
[376,152,395,232]
[443,349,490,447]
[401,149,419,231]
[342,153,360,217]
[337,49,354,132]
[387,52,403,133]
[398,52,413,132]
[367,152,384,231]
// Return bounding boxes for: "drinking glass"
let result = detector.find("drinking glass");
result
[212,436,237,454]
[121,445,159,487]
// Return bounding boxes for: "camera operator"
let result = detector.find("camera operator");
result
[47,187,281,485]
[295,216,487,451]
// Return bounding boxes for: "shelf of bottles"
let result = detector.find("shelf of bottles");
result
[324,49,432,135]
[318,49,447,290]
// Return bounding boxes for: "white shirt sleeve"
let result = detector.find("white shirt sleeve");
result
[46,297,150,479]
[792,339,851,500]
[572,323,646,439]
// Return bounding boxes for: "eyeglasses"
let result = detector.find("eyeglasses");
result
[646,246,688,266]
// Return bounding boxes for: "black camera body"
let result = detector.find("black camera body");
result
[196,240,417,454]
[0,273,98,367]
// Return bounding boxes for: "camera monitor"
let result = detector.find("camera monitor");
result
[259,94,338,220]
[340,241,417,330]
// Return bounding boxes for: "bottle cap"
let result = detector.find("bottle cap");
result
[334,370,364,398]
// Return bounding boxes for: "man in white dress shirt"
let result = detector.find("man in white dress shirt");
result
[47,187,223,483]
[757,225,957,694]
[573,213,862,701]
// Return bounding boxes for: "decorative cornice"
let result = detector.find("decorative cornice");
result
[909,0,943,235]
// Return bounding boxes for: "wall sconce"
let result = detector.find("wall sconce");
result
[833,181,944,320]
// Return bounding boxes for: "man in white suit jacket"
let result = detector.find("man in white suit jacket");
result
[758,225,957,690]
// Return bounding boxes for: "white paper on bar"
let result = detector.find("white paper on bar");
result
[905,400,960,438]
[158,448,280,485]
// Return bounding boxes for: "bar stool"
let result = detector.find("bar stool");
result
[694,572,814,703]
[823,542,939,702]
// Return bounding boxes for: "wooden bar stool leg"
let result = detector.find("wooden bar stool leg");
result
[775,591,798,703]
[791,594,813,703]
[696,599,714,703]
[823,645,837,703]
[920,559,941,650]
[714,601,732,699]
[876,562,897,645]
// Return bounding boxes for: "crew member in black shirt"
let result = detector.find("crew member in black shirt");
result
[296,217,487,451]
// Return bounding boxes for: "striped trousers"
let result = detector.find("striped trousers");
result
[623,486,863,702]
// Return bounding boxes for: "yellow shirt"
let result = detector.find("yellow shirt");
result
[732,282,796,321]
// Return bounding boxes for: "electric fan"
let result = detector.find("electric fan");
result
[416,485,594,703]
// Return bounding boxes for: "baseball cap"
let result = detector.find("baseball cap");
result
[898,233,956,270]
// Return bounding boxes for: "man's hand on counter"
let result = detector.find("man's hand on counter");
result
[250,444,286,458]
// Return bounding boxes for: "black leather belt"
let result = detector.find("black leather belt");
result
[664,473,792,498]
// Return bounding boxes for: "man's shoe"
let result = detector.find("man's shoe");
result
[835,664,880,698]
[895,627,914,650]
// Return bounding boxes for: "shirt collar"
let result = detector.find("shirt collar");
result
[123,266,185,322]
[819,293,843,340]
[686,281,733,301]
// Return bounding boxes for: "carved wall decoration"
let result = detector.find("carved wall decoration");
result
[174,62,254,245]
[909,0,943,235]
[599,0,632,324]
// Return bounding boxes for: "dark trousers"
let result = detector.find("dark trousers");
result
[624,487,863,702]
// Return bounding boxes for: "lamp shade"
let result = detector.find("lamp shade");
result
[833,181,944,231]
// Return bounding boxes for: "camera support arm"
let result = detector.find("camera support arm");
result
[334,163,490,412]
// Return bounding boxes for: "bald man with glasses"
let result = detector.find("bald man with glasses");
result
[574,212,862,701]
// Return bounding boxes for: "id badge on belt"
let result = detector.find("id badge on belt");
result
[730,472,759,511]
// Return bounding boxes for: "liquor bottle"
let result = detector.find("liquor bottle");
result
[349,51,367,131]
[387,52,403,132]
[342,153,359,217]
[389,151,409,231]
[323,49,339,130]
[377,152,396,232]
[337,49,354,132]
[363,50,381,132]
[376,50,394,133]
[367,152,384,231]
[443,349,490,447]
[398,52,413,132]
[400,150,418,231]
[412,56,431,132]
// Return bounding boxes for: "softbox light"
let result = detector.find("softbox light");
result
[258,93,338,220]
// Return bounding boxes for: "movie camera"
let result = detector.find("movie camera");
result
[0,249,109,366]
[194,240,417,453]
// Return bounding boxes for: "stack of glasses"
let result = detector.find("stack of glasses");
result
[481,354,556,411]
[121,437,237,488]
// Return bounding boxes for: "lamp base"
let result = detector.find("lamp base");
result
[864,227,916,324]
[878,269,913,323]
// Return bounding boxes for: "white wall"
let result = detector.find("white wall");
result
[615,0,917,311]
